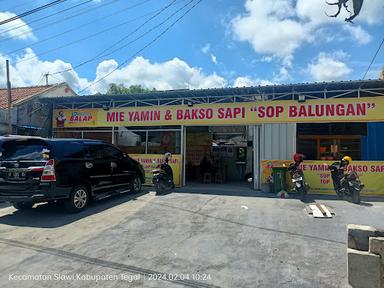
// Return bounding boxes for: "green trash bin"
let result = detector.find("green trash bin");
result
[272,166,288,193]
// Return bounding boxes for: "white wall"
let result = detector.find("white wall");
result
[41,85,76,98]
[117,127,140,146]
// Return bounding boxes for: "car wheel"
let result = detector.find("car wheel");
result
[64,185,89,213]
[13,202,33,210]
[132,175,142,194]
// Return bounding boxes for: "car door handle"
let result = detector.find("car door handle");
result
[85,162,93,169]
[111,162,117,169]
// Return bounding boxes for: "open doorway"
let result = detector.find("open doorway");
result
[185,126,252,185]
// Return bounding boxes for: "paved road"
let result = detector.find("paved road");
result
[0,185,383,288]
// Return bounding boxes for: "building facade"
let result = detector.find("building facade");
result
[0,83,76,135]
[37,80,384,195]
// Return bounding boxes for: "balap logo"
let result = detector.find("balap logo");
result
[70,111,93,123]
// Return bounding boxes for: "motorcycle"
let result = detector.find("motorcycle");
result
[152,153,174,194]
[328,156,363,204]
[288,153,308,201]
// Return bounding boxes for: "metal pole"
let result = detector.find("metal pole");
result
[6,60,12,134]
[253,125,261,191]
[253,125,257,190]
[111,127,115,144]
[181,125,186,186]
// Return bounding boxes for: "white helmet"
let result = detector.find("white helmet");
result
[164,152,172,161]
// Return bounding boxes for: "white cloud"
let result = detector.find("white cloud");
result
[231,0,381,60]
[274,67,291,82]
[201,43,218,65]
[308,51,352,82]
[0,49,227,94]
[210,53,218,65]
[358,0,384,24]
[0,11,35,40]
[260,56,274,63]
[92,56,226,93]
[231,0,309,58]
[233,76,274,87]
[343,25,372,45]
[0,48,88,89]
[201,43,211,54]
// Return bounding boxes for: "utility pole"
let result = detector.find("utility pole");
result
[6,60,12,134]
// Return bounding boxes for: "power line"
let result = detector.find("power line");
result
[35,73,44,86]
[1,1,35,13]
[0,0,118,42]
[50,0,184,75]
[0,0,68,26]
[6,0,154,55]
[362,36,384,80]
[14,7,166,65]
[83,0,193,64]
[79,0,203,94]
[15,0,180,65]
[0,0,94,37]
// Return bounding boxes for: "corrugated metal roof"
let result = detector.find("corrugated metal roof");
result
[41,79,384,105]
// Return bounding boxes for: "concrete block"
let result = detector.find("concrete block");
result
[348,248,382,288]
[348,224,378,251]
[369,237,384,260]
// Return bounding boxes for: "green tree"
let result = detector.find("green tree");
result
[105,83,155,95]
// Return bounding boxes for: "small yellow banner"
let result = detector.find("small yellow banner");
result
[130,154,181,187]
[262,160,384,196]
[53,96,384,128]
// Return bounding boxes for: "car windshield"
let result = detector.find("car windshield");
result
[0,140,50,161]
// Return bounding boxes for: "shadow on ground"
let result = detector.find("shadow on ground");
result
[175,183,380,206]
[0,190,148,229]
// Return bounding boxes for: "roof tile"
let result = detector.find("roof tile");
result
[0,85,55,109]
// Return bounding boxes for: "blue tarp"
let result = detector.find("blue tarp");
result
[362,122,384,160]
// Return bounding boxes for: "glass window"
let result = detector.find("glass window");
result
[83,131,113,144]
[0,139,50,161]
[87,144,122,160]
[103,146,123,159]
[340,138,361,160]
[53,142,87,159]
[297,139,317,160]
[147,131,181,154]
[297,137,362,160]
[319,139,338,160]
[115,129,146,154]
[54,130,82,139]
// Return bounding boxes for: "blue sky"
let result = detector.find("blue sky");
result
[0,0,383,94]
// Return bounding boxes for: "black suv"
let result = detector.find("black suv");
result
[0,136,145,212]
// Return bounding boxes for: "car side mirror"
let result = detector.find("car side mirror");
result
[123,153,128,158]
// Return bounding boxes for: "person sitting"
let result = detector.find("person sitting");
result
[200,155,212,182]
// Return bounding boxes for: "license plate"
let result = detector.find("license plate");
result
[8,172,26,179]
[292,177,303,182]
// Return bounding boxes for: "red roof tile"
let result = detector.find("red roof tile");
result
[0,85,56,109]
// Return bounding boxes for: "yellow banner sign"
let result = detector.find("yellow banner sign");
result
[130,154,181,187]
[262,160,384,196]
[53,96,384,128]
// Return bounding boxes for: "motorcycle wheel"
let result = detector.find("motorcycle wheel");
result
[351,188,361,204]
[335,186,344,199]
[154,183,166,195]
[297,184,307,201]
